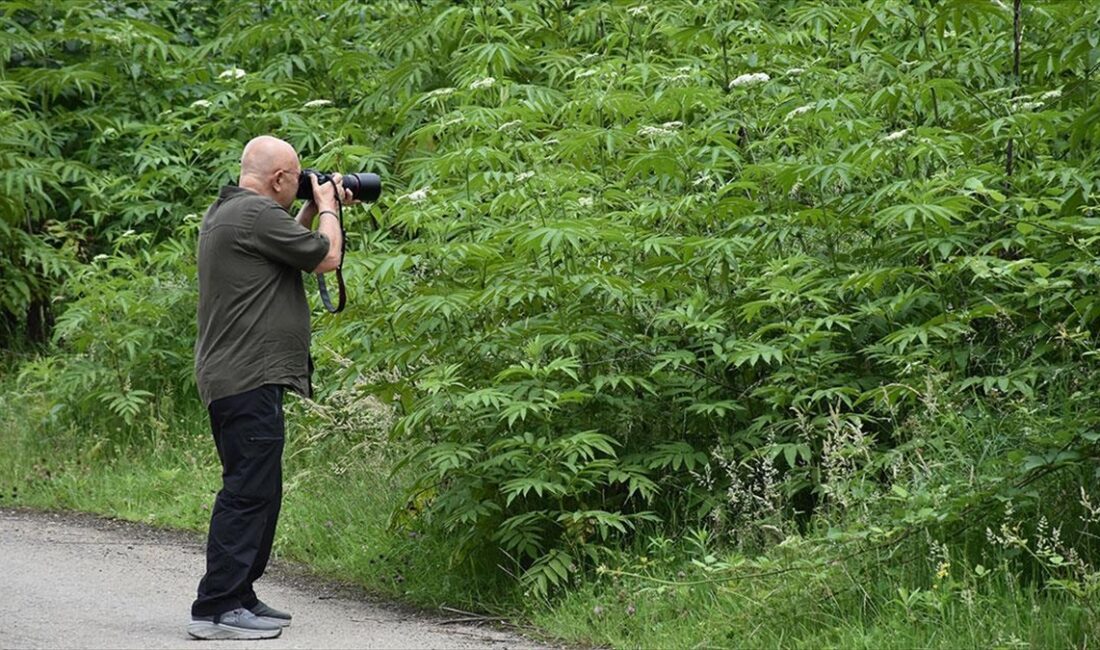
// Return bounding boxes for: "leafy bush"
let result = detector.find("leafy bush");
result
[17,222,199,442]
[5,0,1100,598]
[326,0,1100,590]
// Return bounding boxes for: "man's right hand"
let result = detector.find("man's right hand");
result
[306,173,346,274]
[309,173,340,215]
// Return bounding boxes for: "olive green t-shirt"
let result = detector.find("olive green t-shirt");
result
[194,185,330,406]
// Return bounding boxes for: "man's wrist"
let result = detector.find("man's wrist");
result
[317,209,339,220]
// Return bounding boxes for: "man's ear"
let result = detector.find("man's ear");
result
[272,170,290,195]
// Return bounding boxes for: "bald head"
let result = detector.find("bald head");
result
[240,136,298,180]
[238,135,301,209]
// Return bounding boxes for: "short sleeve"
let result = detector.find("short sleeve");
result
[251,205,330,272]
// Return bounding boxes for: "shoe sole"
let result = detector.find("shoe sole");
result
[187,620,282,640]
[256,615,291,628]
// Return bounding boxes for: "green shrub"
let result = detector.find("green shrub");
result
[4,0,1100,601]
[17,222,199,446]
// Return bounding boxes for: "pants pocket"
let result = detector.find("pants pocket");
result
[210,385,286,500]
[230,435,284,499]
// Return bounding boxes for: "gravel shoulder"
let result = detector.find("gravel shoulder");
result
[1,508,549,649]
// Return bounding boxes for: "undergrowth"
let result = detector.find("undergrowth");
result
[3,1,1100,647]
[3,364,1098,647]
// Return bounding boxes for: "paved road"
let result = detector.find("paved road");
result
[1,509,545,649]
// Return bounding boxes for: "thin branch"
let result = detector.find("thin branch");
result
[1006,0,1023,179]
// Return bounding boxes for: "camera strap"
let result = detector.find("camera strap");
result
[316,190,347,314]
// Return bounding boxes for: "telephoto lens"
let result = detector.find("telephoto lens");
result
[340,172,382,203]
[296,169,382,203]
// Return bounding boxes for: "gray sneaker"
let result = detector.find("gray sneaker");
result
[249,600,292,627]
[187,607,283,640]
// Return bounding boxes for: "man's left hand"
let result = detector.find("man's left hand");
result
[329,174,360,206]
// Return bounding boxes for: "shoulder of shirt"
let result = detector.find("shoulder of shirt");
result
[234,193,290,230]
[237,191,287,215]
[203,190,288,236]
[213,185,283,213]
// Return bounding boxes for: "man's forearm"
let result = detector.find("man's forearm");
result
[296,201,318,228]
[313,211,344,274]
[317,211,342,248]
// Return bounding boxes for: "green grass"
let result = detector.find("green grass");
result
[529,557,1096,649]
[2,383,1097,649]
[0,389,218,530]
[0,384,518,611]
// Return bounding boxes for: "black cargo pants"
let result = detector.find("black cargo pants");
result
[192,384,285,617]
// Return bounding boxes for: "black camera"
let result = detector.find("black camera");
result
[297,169,382,203]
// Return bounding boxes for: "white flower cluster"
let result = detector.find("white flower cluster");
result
[786,104,813,120]
[498,120,523,132]
[1006,88,1061,112]
[785,67,805,76]
[729,72,770,88]
[669,65,695,83]
[470,77,496,90]
[576,68,598,80]
[425,87,455,99]
[578,197,594,207]
[627,5,648,16]
[304,99,332,108]
[218,68,246,80]
[882,128,909,142]
[515,171,535,183]
[638,125,673,138]
[638,121,683,138]
[398,186,431,203]
[190,99,212,108]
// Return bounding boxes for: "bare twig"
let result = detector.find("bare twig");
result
[437,606,511,627]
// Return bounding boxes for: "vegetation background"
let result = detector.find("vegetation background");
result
[2,0,1099,647]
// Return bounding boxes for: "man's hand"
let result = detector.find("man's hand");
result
[310,173,340,214]
[328,173,359,206]
[307,173,348,274]
[295,174,358,229]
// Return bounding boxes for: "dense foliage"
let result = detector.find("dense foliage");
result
[4,0,1100,614]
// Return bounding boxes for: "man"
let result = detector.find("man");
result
[187,136,352,640]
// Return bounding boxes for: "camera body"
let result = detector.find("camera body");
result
[297,169,382,203]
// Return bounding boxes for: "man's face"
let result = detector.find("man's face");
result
[271,159,301,210]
